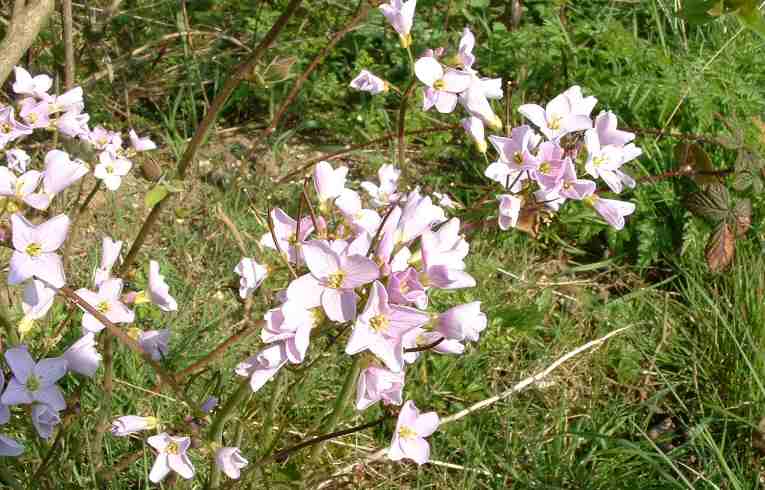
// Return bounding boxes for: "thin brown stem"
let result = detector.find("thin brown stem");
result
[119,195,167,275]
[404,337,445,353]
[278,125,458,184]
[92,332,114,470]
[61,0,75,90]
[261,0,370,138]
[302,179,321,236]
[268,209,298,278]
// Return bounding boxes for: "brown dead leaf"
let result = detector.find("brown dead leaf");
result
[705,222,735,272]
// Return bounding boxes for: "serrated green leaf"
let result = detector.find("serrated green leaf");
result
[732,170,754,191]
[145,184,169,208]
[684,184,731,223]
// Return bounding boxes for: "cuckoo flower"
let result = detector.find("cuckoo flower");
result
[313,160,348,206]
[31,404,61,439]
[9,213,68,288]
[260,207,315,264]
[129,129,157,151]
[415,56,472,114]
[379,0,417,47]
[6,148,30,173]
[22,279,56,324]
[63,333,101,377]
[45,87,84,114]
[19,99,51,129]
[215,447,249,480]
[234,257,268,299]
[583,193,636,230]
[345,281,428,372]
[350,70,388,95]
[27,149,88,209]
[87,126,122,151]
[335,189,382,236]
[403,329,465,360]
[287,240,379,322]
[356,365,405,410]
[462,116,487,153]
[558,160,596,200]
[361,164,401,208]
[1,345,67,410]
[148,260,178,312]
[111,415,158,436]
[436,302,487,343]
[419,225,475,290]
[458,27,476,70]
[395,189,446,245]
[0,435,23,457]
[584,128,640,194]
[459,78,502,130]
[147,433,195,482]
[497,194,522,230]
[94,150,132,191]
[419,218,468,268]
[12,66,52,98]
[235,342,289,393]
[488,125,541,167]
[134,329,170,361]
[261,301,320,364]
[75,278,134,333]
[387,268,428,309]
[519,85,595,140]
[56,108,90,138]
[93,237,123,287]
[388,400,439,465]
[0,167,44,209]
[594,111,635,147]
[0,107,32,149]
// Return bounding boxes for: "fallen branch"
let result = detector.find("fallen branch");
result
[0,0,57,85]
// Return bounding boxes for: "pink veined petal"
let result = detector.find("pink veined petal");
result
[5,346,35,383]
[545,92,572,120]
[32,253,66,288]
[434,91,458,114]
[17,170,42,196]
[37,214,70,252]
[291,324,312,363]
[33,385,66,411]
[1,379,33,405]
[149,453,172,483]
[249,360,286,393]
[98,278,123,300]
[484,161,511,184]
[440,69,471,94]
[34,358,68,386]
[399,436,431,465]
[387,437,406,461]
[321,288,357,322]
[23,192,50,210]
[81,313,105,333]
[433,338,466,355]
[270,208,297,239]
[108,301,135,324]
[414,57,443,87]
[8,251,34,285]
[517,104,548,132]
[565,114,593,134]
[415,412,440,437]
[369,337,404,372]
[286,274,323,308]
[398,400,420,427]
[0,435,24,456]
[10,213,35,252]
[0,167,16,195]
[389,305,430,329]
[168,453,195,479]
[422,87,438,111]
[345,323,374,355]
[147,433,170,452]
[593,199,624,230]
[599,169,623,194]
[302,241,340,279]
[340,255,379,288]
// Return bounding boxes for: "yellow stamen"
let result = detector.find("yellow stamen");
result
[398,426,417,439]
[25,243,42,257]
[369,315,389,333]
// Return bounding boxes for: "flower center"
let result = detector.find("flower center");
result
[97,301,111,314]
[369,315,389,333]
[25,243,42,257]
[548,115,562,130]
[539,162,551,175]
[583,195,598,206]
[593,155,607,167]
[165,441,179,455]
[398,425,417,440]
[97,137,108,147]
[513,152,524,165]
[127,327,142,340]
[25,375,40,392]
[105,165,114,174]
[27,112,37,124]
[326,271,345,289]
[433,79,446,91]
[0,123,12,134]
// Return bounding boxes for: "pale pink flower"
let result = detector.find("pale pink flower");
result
[63,333,101,377]
[0,167,44,209]
[356,366,404,410]
[31,403,61,439]
[0,107,32,148]
[420,225,475,290]
[45,87,84,114]
[94,150,132,191]
[488,125,541,167]
[388,400,439,465]
[558,160,596,200]
[415,56,471,113]
[436,302,486,342]
[56,108,90,138]
[519,85,596,140]
[87,126,122,151]
[345,281,428,372]
[260,208,314,264]
[128,129,157,151]
[387,268,427,309]
[147,433,194,482]
[0,371,9,425]
[458,27,476,70]
[75,278,135,333]
[0,435,23,456]
[497,194,522,230]
[361,164,401,208]
[22,279,57,321]
[6,148,30,173]
[111,415,158,436]
[313,160,348,204]
[93,236,123,287]
[235,342,289,393]
[19,99,51,129]
[137,329,170,361]
[12,67,52,98]
[335,189,382,236]
[27,149,88,209]
[261,301,318,364]
[234,258,268,299]
[1,345,67,410]
[287,240,378,322]
[395,189,446,245]
[459,78,502,130]
[9,213,68,288]
[594,111,635,146]
[350,70,388,95]
[527,141,567,191]
[462,116,486,153]
[379,0,417,47]
[584,128,639,194]
[584,193,636,230]
[215,447,249,480]
[148,260,178,312]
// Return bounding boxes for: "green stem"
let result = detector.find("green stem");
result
[0,298,18,346]
[207,378,251,489]
[309,355,362,460]
[261,370,288,454]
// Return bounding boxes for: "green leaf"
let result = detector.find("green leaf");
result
[682,0,722,24]
[737,3,765,39]
[684,184,731,223]
[145,184,169,208]
[705,222,735,272]
[732,170,753,191]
